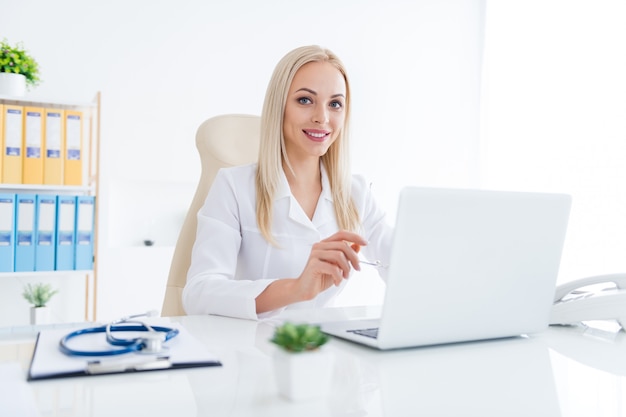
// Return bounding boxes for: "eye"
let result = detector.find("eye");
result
[298,97,312,105]
[330,100,343,109]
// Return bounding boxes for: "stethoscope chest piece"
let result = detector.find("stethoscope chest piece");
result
[59,312,179,357]
[139,331,167,354]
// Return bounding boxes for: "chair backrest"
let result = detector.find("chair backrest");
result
[161,114,261,316]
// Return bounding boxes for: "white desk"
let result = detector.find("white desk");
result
[1,306,625,417]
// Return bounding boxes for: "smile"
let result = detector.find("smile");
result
[304,130,330,141]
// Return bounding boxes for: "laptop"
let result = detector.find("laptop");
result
[321,186,572,350]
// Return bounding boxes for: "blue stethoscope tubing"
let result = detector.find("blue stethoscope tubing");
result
[59,322,179,357]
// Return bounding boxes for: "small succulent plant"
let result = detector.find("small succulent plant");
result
[270,322,329,353]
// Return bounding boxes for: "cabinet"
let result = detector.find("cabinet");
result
[0,92,100,326]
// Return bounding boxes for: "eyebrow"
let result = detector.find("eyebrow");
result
[295,87,345,98]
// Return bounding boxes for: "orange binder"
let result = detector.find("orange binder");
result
[2,104,24,184]
[23,106,45,184]
[63,110,83,186]
[43,109,65,185]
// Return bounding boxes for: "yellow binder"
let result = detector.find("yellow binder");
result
[43,108,65,185]
[2,104,24,184]
[23,106,45,184]
[63,110,83,186]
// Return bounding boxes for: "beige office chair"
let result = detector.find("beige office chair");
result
[161,114,261,316]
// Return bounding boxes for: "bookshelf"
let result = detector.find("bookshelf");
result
[0,92,100,325]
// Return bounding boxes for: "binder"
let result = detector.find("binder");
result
[2,105,24,184]
[0,193,16,272]
[63,111,83,186]
[23,107,45,184]
[14,193,37,272]
[43,109,64,185]
[55,195,76,270]
[0,103,3,182]
[74,195,95,270]
[35,194,57,271]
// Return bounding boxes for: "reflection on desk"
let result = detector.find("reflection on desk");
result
[362,337,558,416]
[0,307,625,417]
[547,322,626,376]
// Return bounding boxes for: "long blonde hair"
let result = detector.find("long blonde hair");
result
[255,45,360,244]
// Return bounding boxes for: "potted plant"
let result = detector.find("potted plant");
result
[22,282,58,325]
[270,322,333,401]
[0,39,41,96]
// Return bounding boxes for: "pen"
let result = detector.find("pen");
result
[359,259,388,269]
[86,356,171,374]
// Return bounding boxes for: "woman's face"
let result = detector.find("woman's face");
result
[283,61,346,163]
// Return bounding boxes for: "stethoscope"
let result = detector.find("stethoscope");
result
[59,311,179,357]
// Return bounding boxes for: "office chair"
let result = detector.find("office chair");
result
[161,114,261,317]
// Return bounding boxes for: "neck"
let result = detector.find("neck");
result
[283,157,321,187]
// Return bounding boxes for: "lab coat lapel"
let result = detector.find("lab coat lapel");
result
[288,197,314,228]
[276,168,314,229]
[311,165,334,229]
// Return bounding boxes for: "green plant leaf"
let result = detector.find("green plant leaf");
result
[270,322,329,353]
[22,283,58,308]
[0,38,41,87]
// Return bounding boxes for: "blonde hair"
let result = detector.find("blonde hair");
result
[255,45,360,244]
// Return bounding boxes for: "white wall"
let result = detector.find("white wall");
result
[481,1,626,282]
[1,0,485,323]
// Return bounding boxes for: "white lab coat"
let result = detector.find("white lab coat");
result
[183,163,393,320]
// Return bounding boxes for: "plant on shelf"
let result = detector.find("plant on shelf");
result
[22,282,58,308]
[271,322,329,353]
[0,38,41,88]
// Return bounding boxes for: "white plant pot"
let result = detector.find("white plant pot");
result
[273,347,334,401]
[0,72,27,97]
[30,306,51,325]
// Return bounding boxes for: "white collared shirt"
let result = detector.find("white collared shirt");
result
[183,163,392,320]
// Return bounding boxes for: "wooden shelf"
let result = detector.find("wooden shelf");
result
[0,94,96,109]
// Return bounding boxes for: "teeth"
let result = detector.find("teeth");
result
[308,131,326,138]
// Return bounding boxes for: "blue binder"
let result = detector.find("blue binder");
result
[55,195,76,271]
[75,195,95,270]
[0,193,16,272]
[15,194,37,272]
[35,195,57,271]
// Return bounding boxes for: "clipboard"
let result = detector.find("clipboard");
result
[27,323,221,381]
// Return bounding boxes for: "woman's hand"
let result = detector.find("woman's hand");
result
[295,230,367,301]
[255,230,367,315]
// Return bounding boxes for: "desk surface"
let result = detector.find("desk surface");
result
[1,306,625,417]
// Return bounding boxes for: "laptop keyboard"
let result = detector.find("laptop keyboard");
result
[348,327,379,339]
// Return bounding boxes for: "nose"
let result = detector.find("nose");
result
[312,104,329,124]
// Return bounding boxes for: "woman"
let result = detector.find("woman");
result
[183,45,392,320]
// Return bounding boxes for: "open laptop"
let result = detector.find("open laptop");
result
[321,186,572,350]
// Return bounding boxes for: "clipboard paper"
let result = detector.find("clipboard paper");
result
[27,323,221,381]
